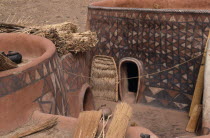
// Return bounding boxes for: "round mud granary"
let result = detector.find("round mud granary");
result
[0,33,69,134]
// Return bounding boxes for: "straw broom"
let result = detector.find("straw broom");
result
[74,111,102,138]
[106,102,132,138]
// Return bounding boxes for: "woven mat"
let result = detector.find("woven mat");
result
[90,55,118,101]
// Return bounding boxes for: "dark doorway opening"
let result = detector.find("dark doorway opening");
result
[119,57,144,103]
[126,62,139,93]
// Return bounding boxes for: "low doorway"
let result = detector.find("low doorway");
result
[119,57,144,103]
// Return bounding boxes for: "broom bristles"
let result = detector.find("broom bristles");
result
[106,102,132,138]
[74,111,102,138]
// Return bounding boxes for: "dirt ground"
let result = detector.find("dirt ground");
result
[95,99,195,138]
[0,0,99,32]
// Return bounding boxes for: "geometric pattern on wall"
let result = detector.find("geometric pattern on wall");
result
[142,86,192,111]
[34,54,70,116]
[61,52,92,93]
[0,53,70,116]
[88,7,210,111]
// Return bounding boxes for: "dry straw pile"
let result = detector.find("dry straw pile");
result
[90,55,118,101]
[0,22,98,56]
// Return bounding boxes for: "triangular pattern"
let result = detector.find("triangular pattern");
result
[35,70,41,80]
[89,9,210,111]
[174,102,188,109]
[149,87,164,95]
[25,73,31,84]
[145,96,155,103]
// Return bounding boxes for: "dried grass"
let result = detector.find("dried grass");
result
[31,23,98,56]
[74,111,102,138]
[106,102,132,138]
[0,22,98,56]
[41,22,78,33]
[90,55,118,102]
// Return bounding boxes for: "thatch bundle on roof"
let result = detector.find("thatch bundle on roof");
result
[0,22,98,56]
[90,55,118,102]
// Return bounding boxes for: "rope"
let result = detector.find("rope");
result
[63,52,204,81]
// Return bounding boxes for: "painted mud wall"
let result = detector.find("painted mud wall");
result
[0,53,69,116]
[87,7,210,111]
[0,33,93,133]
[61,52,93,117]
[0,52,92,117]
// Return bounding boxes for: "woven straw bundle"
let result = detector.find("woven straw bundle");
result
[0,53,17,71]
[90,55,118,101]
[74,111,102,138]
[106,102,132,138]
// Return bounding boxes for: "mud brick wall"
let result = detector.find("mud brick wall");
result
[88,7,210,111]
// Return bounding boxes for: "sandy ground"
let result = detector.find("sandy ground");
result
[0,0,99,32]
[95,99,195,138]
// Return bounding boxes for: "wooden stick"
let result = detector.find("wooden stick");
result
[189,31,210,116]
[186,104,202,132]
